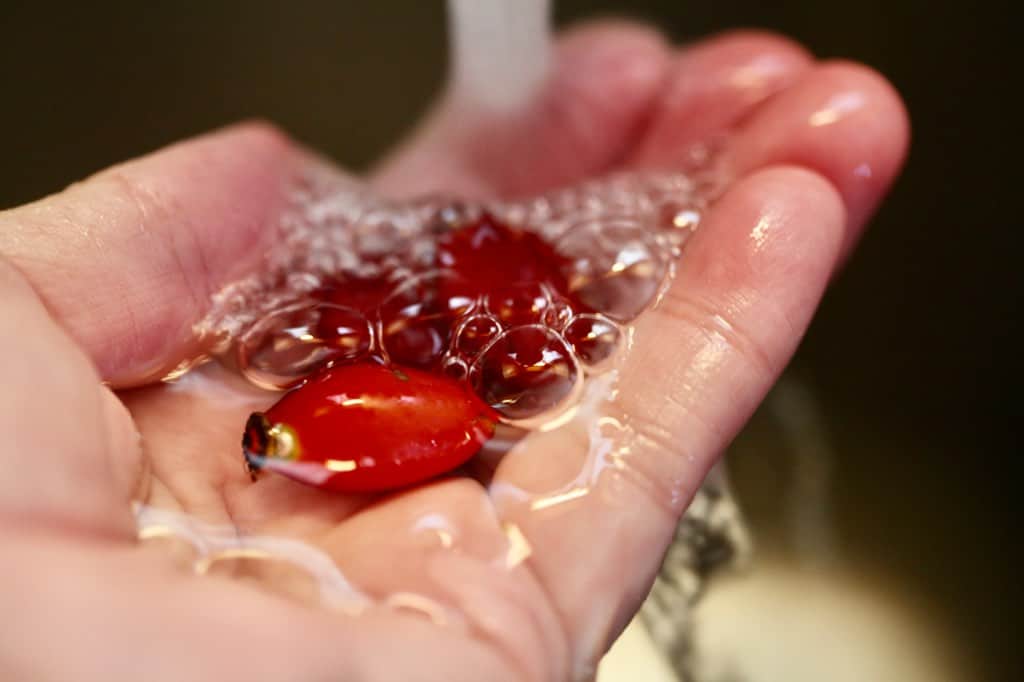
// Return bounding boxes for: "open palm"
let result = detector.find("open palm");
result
[0,24,907,682]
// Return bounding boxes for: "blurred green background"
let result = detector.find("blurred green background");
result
[0,1,1016,678]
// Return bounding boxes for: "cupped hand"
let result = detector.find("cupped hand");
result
[0,23,907,682]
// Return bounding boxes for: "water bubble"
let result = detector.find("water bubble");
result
[380,271,476,368]
[318,274,396,314]
[412,197,481,234]
[563,314,622,370]
[470,325,581,423]
[238,301,372,390]
[441,354,470,382]
[541,292,574,332]
[352,206,434,272]
[485,282,549,327]
[352,209,405,261]
[555,216,670,322]
[453,314,503,358]
[658,200,702,232]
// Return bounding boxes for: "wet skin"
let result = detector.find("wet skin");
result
[0,23,907,682]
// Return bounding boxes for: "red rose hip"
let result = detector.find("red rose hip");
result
[243,362,498,492]
[435,212,569,296]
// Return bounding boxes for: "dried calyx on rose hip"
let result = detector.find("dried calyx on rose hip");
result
[238,210,651,493]
[243,362,498,493]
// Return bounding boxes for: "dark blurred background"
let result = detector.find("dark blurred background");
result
[0,1,1016,679]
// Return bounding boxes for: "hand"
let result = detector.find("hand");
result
[0,23,907,681]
